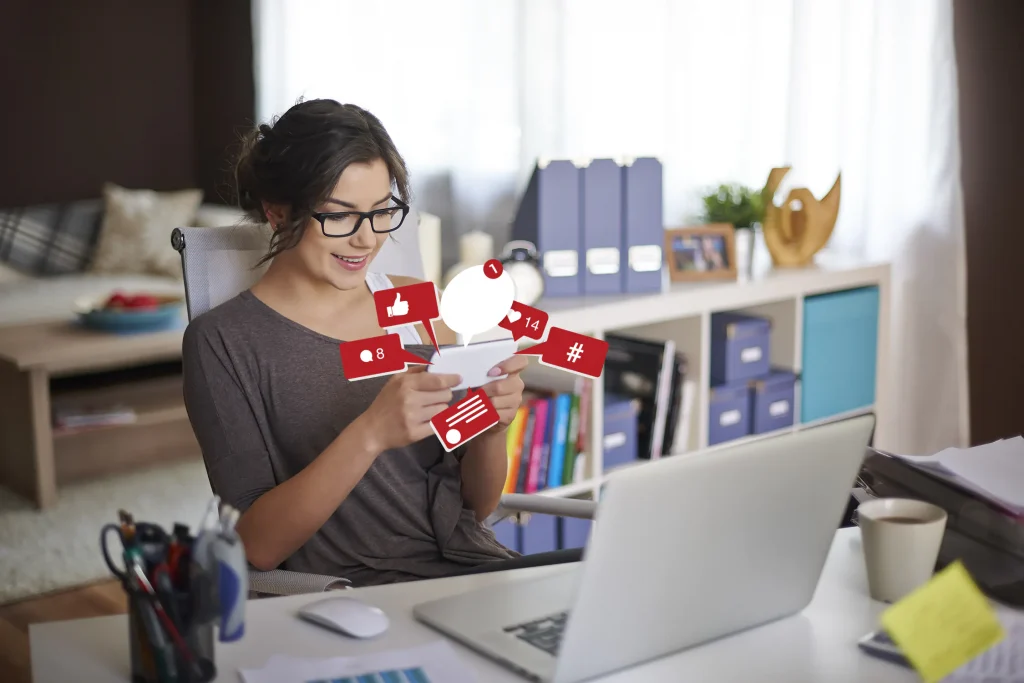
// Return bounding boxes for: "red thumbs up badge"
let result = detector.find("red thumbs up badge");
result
[340,333,431,381]
[373,281,443,354]
[515,327,608,379]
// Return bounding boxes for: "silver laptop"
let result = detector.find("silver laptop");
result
[414,414,875,683]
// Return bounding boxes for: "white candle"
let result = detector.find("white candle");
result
[417,212,442,286]
[459,231,494,266]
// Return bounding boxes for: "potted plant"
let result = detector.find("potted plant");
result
[699,183,765,275]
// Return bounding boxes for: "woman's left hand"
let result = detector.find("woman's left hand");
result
[480,355,529,432]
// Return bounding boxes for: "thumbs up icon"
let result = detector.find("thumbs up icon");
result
[386,292,409,317]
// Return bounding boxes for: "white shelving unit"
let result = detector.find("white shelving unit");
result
[510,252,892,501]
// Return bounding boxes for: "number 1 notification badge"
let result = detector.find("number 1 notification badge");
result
[340,333,431,381]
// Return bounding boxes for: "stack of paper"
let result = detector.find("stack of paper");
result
[238,641,476,683]
[888,436,1024,515]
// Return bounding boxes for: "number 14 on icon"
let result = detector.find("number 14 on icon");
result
[498,301,549,342]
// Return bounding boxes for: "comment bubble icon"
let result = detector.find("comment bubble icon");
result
[440,265,515,346]
[339,333,430,381]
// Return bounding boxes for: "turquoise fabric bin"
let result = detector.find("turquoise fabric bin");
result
[801,286,879,423]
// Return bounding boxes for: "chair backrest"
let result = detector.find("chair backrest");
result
[171,212,429,321]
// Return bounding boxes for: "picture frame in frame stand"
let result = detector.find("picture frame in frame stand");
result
[664,224,738,283]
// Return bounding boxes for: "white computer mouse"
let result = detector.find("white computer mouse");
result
[297,596,390,639]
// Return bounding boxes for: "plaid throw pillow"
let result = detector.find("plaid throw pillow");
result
[0,200,104,275]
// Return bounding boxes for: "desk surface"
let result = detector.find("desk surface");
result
[31,528,916,682]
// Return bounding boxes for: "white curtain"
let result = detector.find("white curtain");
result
[253,0,969,455]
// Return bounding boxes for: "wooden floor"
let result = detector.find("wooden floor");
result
[0,579,126,683]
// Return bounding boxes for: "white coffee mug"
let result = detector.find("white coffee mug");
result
[858,497,947,603]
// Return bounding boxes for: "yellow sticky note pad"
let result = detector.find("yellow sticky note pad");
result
[880,560,1005,683]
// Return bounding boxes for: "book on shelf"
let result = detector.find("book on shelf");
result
[52,404,137,432]
[604,333,682,459]
[504,380,592,494]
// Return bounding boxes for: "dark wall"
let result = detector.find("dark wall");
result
[954,0,1024,444]
[191,0,256,204]
[0,0,253,207]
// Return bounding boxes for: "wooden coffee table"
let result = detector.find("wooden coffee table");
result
[0,320,200,509]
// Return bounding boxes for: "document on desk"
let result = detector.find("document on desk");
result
[863,606,1024,682]
[886,436,1024,515]
[877,560,1016,683]
[238,640,476,683]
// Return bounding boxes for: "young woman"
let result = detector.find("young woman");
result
[181,99,531,586]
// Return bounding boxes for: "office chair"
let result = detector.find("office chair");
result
[170,215,597,596]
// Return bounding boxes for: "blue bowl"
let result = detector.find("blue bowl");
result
[76,296,185,334]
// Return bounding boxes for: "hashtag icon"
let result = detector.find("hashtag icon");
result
[566,342,584,363]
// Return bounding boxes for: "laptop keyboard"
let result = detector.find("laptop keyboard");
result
[503,611,569,655]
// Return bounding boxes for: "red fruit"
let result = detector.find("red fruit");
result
[105,292,129,309]
[127,294,160,310]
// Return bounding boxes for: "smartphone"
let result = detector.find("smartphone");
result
[428,338,519,391]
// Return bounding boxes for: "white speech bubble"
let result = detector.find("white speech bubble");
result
[440,264,515,345]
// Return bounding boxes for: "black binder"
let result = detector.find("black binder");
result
[859,448,1024,607]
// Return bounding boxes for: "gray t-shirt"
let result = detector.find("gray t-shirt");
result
[181,289,516,586]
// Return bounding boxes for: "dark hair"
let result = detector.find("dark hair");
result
[234,99,411,265]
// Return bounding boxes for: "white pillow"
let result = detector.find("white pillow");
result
[194,204,248,228]
[89,183,203,279]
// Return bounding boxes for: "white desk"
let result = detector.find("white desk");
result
[31,528,916,682]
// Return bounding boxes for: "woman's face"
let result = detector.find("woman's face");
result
[291,158,396,292]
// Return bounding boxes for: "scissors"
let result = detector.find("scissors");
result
[100,523,130,585]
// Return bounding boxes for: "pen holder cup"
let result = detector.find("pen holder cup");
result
[127,589,216,683]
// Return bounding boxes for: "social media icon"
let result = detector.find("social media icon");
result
[515,327,608,379]
[386,292,409,317]
[430,388,501,452]
[497,301,548,342]
[483,259,503,280]
[440,264,515,346]
[373,281,442,354]
[339,332,430,381]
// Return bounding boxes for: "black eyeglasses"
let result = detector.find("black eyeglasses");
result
[311,195,410,238]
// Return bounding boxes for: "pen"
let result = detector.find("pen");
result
[137,596,176,683]
[168,523,191,587]
[153,564,181,631]
[129,554,202,680]
[119,509,136,545]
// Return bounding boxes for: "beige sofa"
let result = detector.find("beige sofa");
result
[0,204,244,327]
[0,202,442,328]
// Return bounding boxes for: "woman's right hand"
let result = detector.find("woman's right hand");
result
[359,366,462,452]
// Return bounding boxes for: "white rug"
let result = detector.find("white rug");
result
[0,459,213,604]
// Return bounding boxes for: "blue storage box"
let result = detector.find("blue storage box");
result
[520,513,558,555]
[750,369,796,434]
[490,517,519,553]
[561,517,593,550]
[711,312,771,384]
[801,287,879,423]
[602,393,640,471]
[708,381,751,445]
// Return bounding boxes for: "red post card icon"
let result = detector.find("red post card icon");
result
[497,301,549,342]
[515,326,608,379]
[372,282,442,354]
[430,388,500,452]
[339,333,430,381]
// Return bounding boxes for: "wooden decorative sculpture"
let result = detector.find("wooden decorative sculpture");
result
[761,167,841,267]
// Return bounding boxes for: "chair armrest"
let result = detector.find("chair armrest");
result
[493,493,597,521]
[248,569,351,597]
